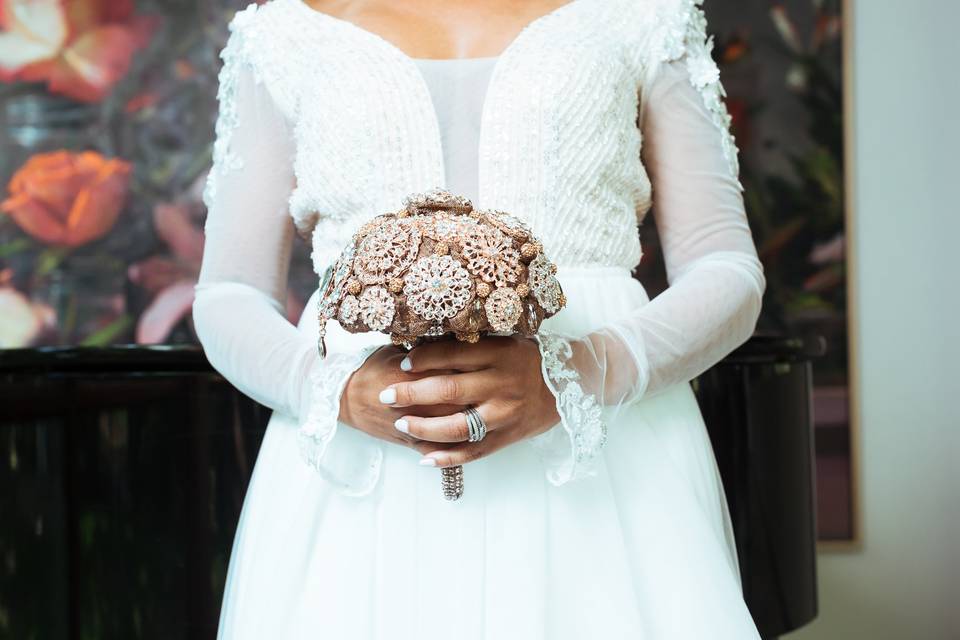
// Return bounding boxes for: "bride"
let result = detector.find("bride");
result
[192,0,767,637]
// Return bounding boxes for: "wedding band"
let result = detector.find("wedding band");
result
[463,406,487,442]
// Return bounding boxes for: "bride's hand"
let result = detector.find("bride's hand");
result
[377,336,562,467]
[339,345,466,449]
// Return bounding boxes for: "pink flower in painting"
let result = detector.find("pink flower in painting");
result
[770,5,804,55]
[0,0,159,103]
[130,177,305,344]
[128,201,204,344]
[809,232,845,265]
[770,2,842,93]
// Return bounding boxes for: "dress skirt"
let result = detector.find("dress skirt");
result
[216,265,762,639]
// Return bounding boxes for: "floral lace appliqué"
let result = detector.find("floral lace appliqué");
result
[202,4,258,211]
[202,2,298,212]
[297,344,381,485]
[527,329,607,486]
[649,0,743,189]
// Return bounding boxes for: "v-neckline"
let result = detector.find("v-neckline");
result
[284,0,594,206]
[288,0,588,62]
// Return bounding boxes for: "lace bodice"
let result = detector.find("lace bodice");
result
[192,0,765,496]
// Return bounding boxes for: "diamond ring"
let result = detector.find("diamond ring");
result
[463,406,487,442]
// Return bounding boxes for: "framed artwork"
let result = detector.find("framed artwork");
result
[0,0,858,545]
[0,0,318,349]
[651,0,858,546]
[709,0,859,548]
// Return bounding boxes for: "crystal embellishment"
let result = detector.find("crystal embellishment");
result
[484,287,523,332]
[461,225,523,287]
[485,209,533,241]
[403,187,473,215]
[528,253,563,313]
[403,254,473,321]
[424,213,476,243]
[338,294,360,325]
[354,219,421,285]
[358,286,395,330]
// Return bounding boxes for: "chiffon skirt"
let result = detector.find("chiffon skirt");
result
[216,266,762,639]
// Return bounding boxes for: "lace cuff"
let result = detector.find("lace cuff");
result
[526,330,607,486]
[297,344,384,497]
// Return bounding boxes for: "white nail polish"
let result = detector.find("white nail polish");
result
[400,356,413,372]
[394,418,409,434]
[379,388,396,404]
[419,457,437,467]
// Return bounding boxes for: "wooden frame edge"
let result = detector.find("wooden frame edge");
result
[816,0,864,553]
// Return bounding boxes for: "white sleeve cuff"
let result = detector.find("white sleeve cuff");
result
[297,344,384,497]
[525,329,607,486]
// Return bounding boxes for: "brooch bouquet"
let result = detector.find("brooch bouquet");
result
[315,187,566,356]
[313,187,566,500]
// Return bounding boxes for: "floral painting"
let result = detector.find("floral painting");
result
[721,0,851,544]
[639,0,852,542]
[0,0,311,349]
[0,0,852,541]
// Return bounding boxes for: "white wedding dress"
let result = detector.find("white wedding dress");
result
[192,1,766,638]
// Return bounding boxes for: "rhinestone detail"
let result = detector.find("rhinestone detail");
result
[403,254,473,321]
[484,287,523,332]
[528,253,563,313]
[358,286,395,331]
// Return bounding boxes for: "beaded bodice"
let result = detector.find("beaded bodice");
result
[202,0,740,277]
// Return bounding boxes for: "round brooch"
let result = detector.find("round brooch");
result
[403,254,474,321]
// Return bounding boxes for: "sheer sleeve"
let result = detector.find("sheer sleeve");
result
[527,4,766,486]
[192,14,381,497]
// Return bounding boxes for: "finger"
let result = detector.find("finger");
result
[416,426,511,468]
[386,430,422,448]
[379,371,496,407]
[402,337,508,373]
[395,404,496,443]
[410,440,457,456]
[404,402,467,419]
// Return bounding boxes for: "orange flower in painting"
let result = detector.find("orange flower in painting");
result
[0,0,159,103]
[0,150,132,247]
[719,35,748,65]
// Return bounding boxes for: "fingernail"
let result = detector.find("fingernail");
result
[379,388,396,404]
[394,418,409,434]
[400,356,413,371]
[419,457,437,467]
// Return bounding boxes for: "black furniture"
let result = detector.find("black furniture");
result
[694,334,825,639]
[0,335,821,639]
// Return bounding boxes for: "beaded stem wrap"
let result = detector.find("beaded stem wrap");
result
[441,466,464,501]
